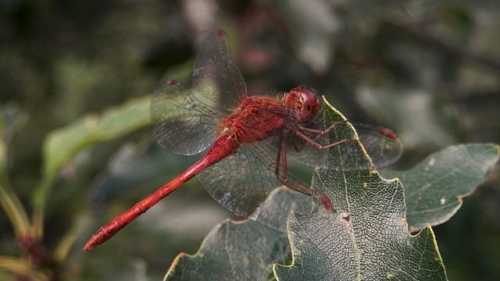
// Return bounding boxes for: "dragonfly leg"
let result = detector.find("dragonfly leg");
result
[296,120,353,149]
[295,130,353,150]
[291,134,302,153]
[298,120,346,136]
[274,136,334,212]
[290,121,346,152]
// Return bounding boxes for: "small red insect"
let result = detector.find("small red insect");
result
[84,30,402,251]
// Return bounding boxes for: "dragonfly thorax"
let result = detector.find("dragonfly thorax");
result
[219,96,291,144]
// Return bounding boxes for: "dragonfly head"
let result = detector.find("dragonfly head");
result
[284,87,322,124]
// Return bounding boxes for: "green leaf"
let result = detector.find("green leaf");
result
[164,219,289,281]
[32,96,151,238]
[274,100,447,280]
[274,190,446,280]
[164,187,315,280]
[41,96,151,181]
[382,144,500,231]
[248,186,314,233]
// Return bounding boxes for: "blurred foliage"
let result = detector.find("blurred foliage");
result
[0,0,499,280]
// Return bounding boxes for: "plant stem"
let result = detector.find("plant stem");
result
[0,176,31,237]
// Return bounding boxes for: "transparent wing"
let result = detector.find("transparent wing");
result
[280,126,330,168]
[196,140,283,218]
[151,80,223,155]
[354,123,403,168]
[192,30,247,111]
[151,30,247,155]
[320,120,377,170]
[316,121,403,170]
[284,111,403,170]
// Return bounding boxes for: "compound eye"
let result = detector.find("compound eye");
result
[285,87,321,124]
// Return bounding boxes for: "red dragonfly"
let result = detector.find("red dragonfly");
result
[83,30,402,251]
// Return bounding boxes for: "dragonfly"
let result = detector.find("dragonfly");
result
[83,30,402,251]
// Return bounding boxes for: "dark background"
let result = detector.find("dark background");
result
[1,0,499,280]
